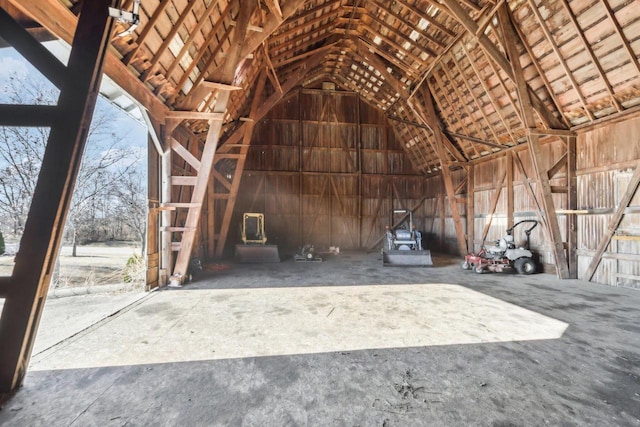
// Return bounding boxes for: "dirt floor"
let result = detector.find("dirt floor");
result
[0,241,143,289]
[1,251,639,426]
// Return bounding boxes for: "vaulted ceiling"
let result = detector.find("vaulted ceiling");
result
[4,0,640,174]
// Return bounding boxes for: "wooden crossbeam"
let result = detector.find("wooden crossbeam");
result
[171,176,197,186]
[171,138,201,171]
[547,152,568,180]
[166,111,225,121]
[0,104,60,127]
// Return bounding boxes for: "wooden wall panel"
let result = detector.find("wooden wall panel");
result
[576,116,640,287]
[231,89,466,254]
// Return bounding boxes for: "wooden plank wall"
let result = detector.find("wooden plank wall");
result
[231,89,456,254]
[576,115,640,288]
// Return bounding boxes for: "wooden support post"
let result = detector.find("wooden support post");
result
[584,165,640,282]
[160,130,173,285]
[567,136,578,279]
[0,0,116,393]
[499,5,570,279]
[146,121,161,290]
[467,164,475,253]
[506,152,514,229]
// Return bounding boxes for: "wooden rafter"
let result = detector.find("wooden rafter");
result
[460,42,517,145]
[439,0,566,131]
[164,0,226,81]
[558,0,621,112]
[140,0,200,82]
[525,0,594,121]
[123,0,171,66]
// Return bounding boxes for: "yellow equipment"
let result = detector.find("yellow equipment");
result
[241,213,268,244]
[235,213,280,263]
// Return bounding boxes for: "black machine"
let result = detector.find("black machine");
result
[383,209,433,266]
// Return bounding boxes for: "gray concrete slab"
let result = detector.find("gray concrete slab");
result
[1,252,639,426]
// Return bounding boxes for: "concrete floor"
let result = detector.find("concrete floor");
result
[0,252,639,426]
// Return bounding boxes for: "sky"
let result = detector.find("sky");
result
[0,43,148,173]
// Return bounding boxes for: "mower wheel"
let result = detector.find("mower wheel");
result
[515,257,536,275]
[475,265,485,274]
[461,261,472,270]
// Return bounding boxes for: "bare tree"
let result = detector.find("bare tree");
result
[0,69,147,254]
[113,170,147,256]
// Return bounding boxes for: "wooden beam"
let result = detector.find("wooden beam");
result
[547,152,568,180]
[0,7,66,89]
[263,0,283,22]
[506,152,513,230]
[171,2,257,280]
[499,4,569,279]
[584,165,640,282]
[166,111,225,121]
[466,164,475,253]
[0,277,9,298]
[240,0,307,59]
[412,86,468,255]
[0,104,59,127]
[170,138,200,171]
[0,0,114,393]
[217,50,328,153]
[566,136,578,279]
[171,176,197,186]
[8,0,167,121]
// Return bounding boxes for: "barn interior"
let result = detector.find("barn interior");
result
[0,0,639,424]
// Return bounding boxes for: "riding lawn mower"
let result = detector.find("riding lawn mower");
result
[462,220,538,274]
